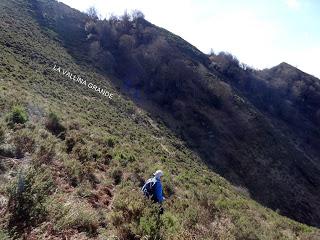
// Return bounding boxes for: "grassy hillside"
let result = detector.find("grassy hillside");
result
[0,0,319,239]
[65,0,320,228]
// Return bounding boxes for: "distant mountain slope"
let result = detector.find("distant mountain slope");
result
[208,53,320,225]
[0,0,319,239]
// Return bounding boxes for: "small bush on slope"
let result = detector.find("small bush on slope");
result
[13,129,36,158]
[5,105,28,128]
[45,112,66,139]
[104,135,117,148]
[109,186,180,240]
[45,194,99,234]
[6,166,55,234]
[33,142,56,166]
[0,229,10,240]
[0,125,4,144]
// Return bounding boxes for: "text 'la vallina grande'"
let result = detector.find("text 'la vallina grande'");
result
[52,64,113,99]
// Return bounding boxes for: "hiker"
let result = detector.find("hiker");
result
[142,170,165,214]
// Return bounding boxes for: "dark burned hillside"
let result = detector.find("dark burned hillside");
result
[0,0,319,239]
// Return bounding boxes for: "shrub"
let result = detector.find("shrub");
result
[38,129,49,139]
[158,212,180,238]
[33,143,56,166]
[45,195,99,234]
[6,106,28,128]
[162,178,175,198]
[0,229,10,240]
[111,169,123,185]
[0,143,15,158]
[91,148,102,161]
[114,151,136,167]
[73,144,92,163]
[182,205,200,228]
[138,212,160,238]
[110,187,179,239]
[63,158,85,186]
[64,130,86,153]
[65,135,77,153]
[101,148,112,165]
[13,130,36,158]
[138,208,180,239]
[104,136,117,148]
[0,125,4,144]
[109,188,147,238]
[7,167,55,232]
[45,112,66,139]
[75,145,91,163]
[76,181,93,198]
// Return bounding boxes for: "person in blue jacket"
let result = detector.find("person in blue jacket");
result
[142,170,165,213]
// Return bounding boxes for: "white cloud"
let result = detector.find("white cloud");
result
[285,0,301,10]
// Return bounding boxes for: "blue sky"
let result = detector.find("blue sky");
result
[59,0,320,78]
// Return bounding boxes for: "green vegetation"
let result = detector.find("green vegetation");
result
[5,106,28,128]
[0,125,4,144]
[111,168,123,185]
[45,112,66,139]
[13,129,36,158]
[0,229,10,240]
[7,166,55,231]
[0,0,319,239]
[109,186,180,239]
[104,135,117,148]
[45,195,100,234]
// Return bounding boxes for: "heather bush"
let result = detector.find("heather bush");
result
[0,143,15,158]
[5,106,28,128]
[33,143,56,166]
[7,167,55,232]
[45,195,99,234]
[64,129,86,153]
[110,187,180,239]
[65,135,77,153]
[111,168,123,185]
[45,112,66,139]
[63,158,85,186]
[73,144,97,163]
[162,178,175,198]
[104,135,117,148]
[13,129,36,158]
[114,150,136,167]
[0,125,4,144]
[0,229,10,240]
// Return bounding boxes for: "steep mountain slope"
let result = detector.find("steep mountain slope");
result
[208,53,320,226]
[0,0,319,239]
[37,0,320,227]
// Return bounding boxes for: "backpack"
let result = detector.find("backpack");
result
[141,177,157,198]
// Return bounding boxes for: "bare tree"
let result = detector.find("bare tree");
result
[209,48,215,56]
[121,9,131,22]
[131,10,145,20]
[108,13,119,24]
[86,6,99,20]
